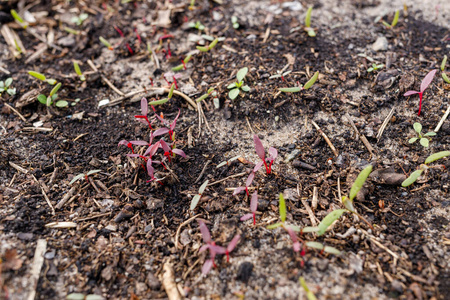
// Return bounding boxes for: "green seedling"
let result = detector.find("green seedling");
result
[73,61,86,81]
[401,151,450,187]
[303,165,373,235]
[189,0,196,10]
[99,36,114,50]
[196,87,219,108]
[190,180,209,210]
[441,55,450,84]
[267,193,302,252]
[367,63,384,73]
[188,21,205,31]
[11,9,28,28]
[304,6,316,37]
[228,67,250,100]
[28,71,57,85]
[0,78,16,97]
[71,13,88,26]
[196,38,219,52]
[67,293,104,300]
[279,71,319,93]
[172,54,193,71]
[381,10,400,28]
[231,16,239,29]
[408,122,436,148]
[216,155,241,168]
[37,83,68,107]
[69,170,102,185]
[305,241,341,255]
[299,277,317,300]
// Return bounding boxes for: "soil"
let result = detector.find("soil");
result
[1,0,449,299]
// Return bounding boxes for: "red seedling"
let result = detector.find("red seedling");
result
[233,171,255,197]
[404,69,437,116]
[118,139,149,153]
[240,191,258,225]
[253,134,278,174]
[134,98,153,129]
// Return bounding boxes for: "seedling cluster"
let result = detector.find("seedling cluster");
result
[401,151,450,187]
[408,122,436,148]
[228,67,250,100]
[403,69,437,116]
[0,78,16,97]
[279,71,319,93]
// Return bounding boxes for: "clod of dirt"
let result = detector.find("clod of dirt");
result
[236,262,254,283]
[370,168,406,185]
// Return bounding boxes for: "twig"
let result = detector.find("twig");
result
[194,160,211,184]
[345,113,374,156]
[31,174,55,215]
[245,116,255,134]
[0,65,11,74]
[9,162,28,174]
[312,186,318,210]
[55,186,77,209]
[3,103,26,122]
[301,198,318,226]
[87,60,124,96]
[207,172,247,186]
[26,239,47,300]
[311,120,338,157]
[377,107,395,140]
[174,214,202,249]
[75,212,111,222]
[434,105,450,132]
[161,261,182,300]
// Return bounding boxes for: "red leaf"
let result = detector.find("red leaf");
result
[268,147,278,161]
[227,235,240,252]
[253,161,264,173]
[420,69,437,93]
[233,187,246,195]
[250,191,258,212]
[253,135,266,160]
[404,91,420,97]
[172,148,186,158]
[153,128,170,137]
[198,220,211,243]
[140,97,148,116]
[246,172,255,187]
[130,140,149,146]
[209,245,226,254]
[240,213,253,221]
[170,109,181,131]
[286,226,300,252]
[202,259,214,275]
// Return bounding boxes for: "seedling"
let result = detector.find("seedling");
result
[190,180,209,210]
[381,10,400,29]
[279,71,319,93]
[172,54,192,71]
[37,83,67,107]
[99,36,114,50]
[71,13,89,26]
[189,0,196,10]
[216,155,240,168]
[303,165,373,235]
[233,170,255,197]
[0,78,16,97]
[367,63,384,73]
[28,71,57,85]
[10,9,28,28]
[404,69,437,116]
[69,170,102,185]
[240,191,258,225]
[401,151,450,187]
[441,55,450,84]
[267,193,302,252]
[73,61,86,81]
[408,122,436,148]
[269,70,291,81]
[231,16,239,29]
[134,98,154,129]
[253,134,278,174]
[304,6,316,37]
[188,21,205,31]
[196,87,219,108]
[305,241,341,255]
[227,67,250,100]
[196,38,219,52]
[197,220,240,275]
[299,277,317,300]
[67,293,104,300]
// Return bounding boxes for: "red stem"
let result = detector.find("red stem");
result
[418,92,423,116]
[263,160,270,174]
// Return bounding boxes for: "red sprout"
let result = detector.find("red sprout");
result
[134,28,142,44]
[404,69,437,116]
[240,191,258,225]
[114,26,124,37]
[159,34,174,41]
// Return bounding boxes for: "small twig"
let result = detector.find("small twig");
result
[311,120,338,157]
[174,214,202,249]
[26,239,47,300]
[207,172,247,186]
[434,105,450,132]
[245,116,255,134]
[75,212,111,222]
[312,186,318,210]
[31,174,55,215]
[161,261,182,300]
[377,107,395,140]
[0,65,10,74]
[9,162,28,174]
[199,103,212,133]
[55,186,77,209]
[345,113,374,156]
[3,103,26,122]
[344,113,359,140]
[87,60,124,96]
[194,160,211,184]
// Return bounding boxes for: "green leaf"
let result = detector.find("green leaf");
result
[228,88,240,100]
[149,98,169,106]
[99,36,112,49]
[56,100,69,108]
[196,94,209,103]
[11,9,27,28]
[279,193,286,222]
[196,46,209,52]
[73,61,83,76]
[231,16,238,24]
[233,23,239,29]
[306,28,316,37]
[349,165,372,202]
[303,71,319,89]
[172,64,184,71]
[85,295,104,300]
[241,85,250,92]
[323,246,341,255]
[367,68,374,72]
[86,170,101,176]
[198,180,209,194]
[69,173,86,185]
[46,79,57,85]
[306,241,324,250]
[441,55,448,72]
[442,73,450,84]
[266,222,283,230]
[67,293,86,300]
[423,132,436,137]
[213,98,220,109]
[279,87,302,93]
[299,277,317,300]
[401,169,423,187]
[50,83,61,97]
[391,10,400,28]
[227,83,237,89]
[5,78,13,87]
[37,94,47,104]
[183,54,192,64]
[305,6,313,28]
[0,82,4,89]
[317,209,347,236]
[301,226,319,233]
[419,138,429,148]
[168,83,175,99]
[408,137,418,144]
[413,122,422,134]
[28,71,46,81]
[236,67,248,83]
[7,88,16,96]
[208,38,218,50]
[287,225,301,232]
[190,194,201,210]
[382,21,390,27]
[424,151,450,164]
[342,196,355,213]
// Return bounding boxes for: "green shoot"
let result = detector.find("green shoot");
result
[28,71,57,85]
[188,21,205,31]
[441,55,450,84]
[172,54,192,71]
[0,78,16,97]
[71,13,89,26]
[196,38,219,52]
[196,88,219,108]
[305,242,341,255]
[231,16,239,29]
[11,9,28,28]
[402,151,450,187]
[304,7,316,37]
[99,36,113,50]
[408,122,436,148]
[73,61,86,81]
[279,71,319,93]
[228,67,250,100]
[69,170,102,185]
[367,63,384,73]
[425,151,450,164]
[299,277,317,300]
[382,10,400,28]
